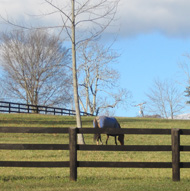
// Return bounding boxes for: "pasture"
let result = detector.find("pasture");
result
[0,113,190,191]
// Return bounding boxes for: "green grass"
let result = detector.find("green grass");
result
[0,114,190,190]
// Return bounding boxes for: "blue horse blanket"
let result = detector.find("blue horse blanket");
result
[93,116,120,129]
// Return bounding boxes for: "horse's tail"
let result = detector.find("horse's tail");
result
[93,118,99,142]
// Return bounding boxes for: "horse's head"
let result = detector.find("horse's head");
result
[118,134,124,145]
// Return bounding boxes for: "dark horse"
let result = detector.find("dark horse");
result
[93,116,124,145]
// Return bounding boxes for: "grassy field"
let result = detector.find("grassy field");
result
[0,113,190,191]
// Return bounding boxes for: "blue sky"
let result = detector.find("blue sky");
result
[1,0,190,117]
[114,33,190,117]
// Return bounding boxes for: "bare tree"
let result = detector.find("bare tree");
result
[1,0,120,144]
[42,0,120,143]
[134,102,146,117]
[146,79,185,119]
[77,40,129,116]
[0,83,7,101]
[178,54,190,104]
[0,29,72,107]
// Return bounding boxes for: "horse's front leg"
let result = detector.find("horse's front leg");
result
[99,135,103,145]
[97,134,103,145]
[115,136,117,145]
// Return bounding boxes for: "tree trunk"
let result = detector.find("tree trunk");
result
[71,0,85,144]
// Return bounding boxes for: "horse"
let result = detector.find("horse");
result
[93,116,124,145]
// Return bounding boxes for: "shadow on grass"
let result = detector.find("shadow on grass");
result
[0,175,68,182]
[0,120,77,126]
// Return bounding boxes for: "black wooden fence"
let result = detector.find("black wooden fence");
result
[0,101,93,116]
[0,127,190,181]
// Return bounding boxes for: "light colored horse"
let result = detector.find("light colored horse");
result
[93,116,124,145]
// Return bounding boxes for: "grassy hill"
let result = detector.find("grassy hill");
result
[0,113,190,191]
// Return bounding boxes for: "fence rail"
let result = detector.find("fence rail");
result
[0,127,190,181]
[0,101,93,116]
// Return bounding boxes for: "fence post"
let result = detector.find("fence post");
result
[18,104,20,113]
[69,127,77,181]
[9,103,11,113]
[171,128,180,181]
[28,105,30,113]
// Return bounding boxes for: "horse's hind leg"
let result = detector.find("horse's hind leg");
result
[96,134,100,145]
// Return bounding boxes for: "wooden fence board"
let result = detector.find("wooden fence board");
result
[78,162,172,168]
[77,145,172,151]
[1,162,190,169]
[78,128,172,135]
[180,146,190,151]
[0,161,69,168]
[0,127,69,134]
[1,144,190,152]
[1,127,190,135]
[180,163,190,168]
[180,129,190,135]
[0,144,69,150]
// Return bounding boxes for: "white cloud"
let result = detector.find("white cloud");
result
[119,0,190,38]
[1,0,190,38]
[0,0,44,29]
[0,0,40,17]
